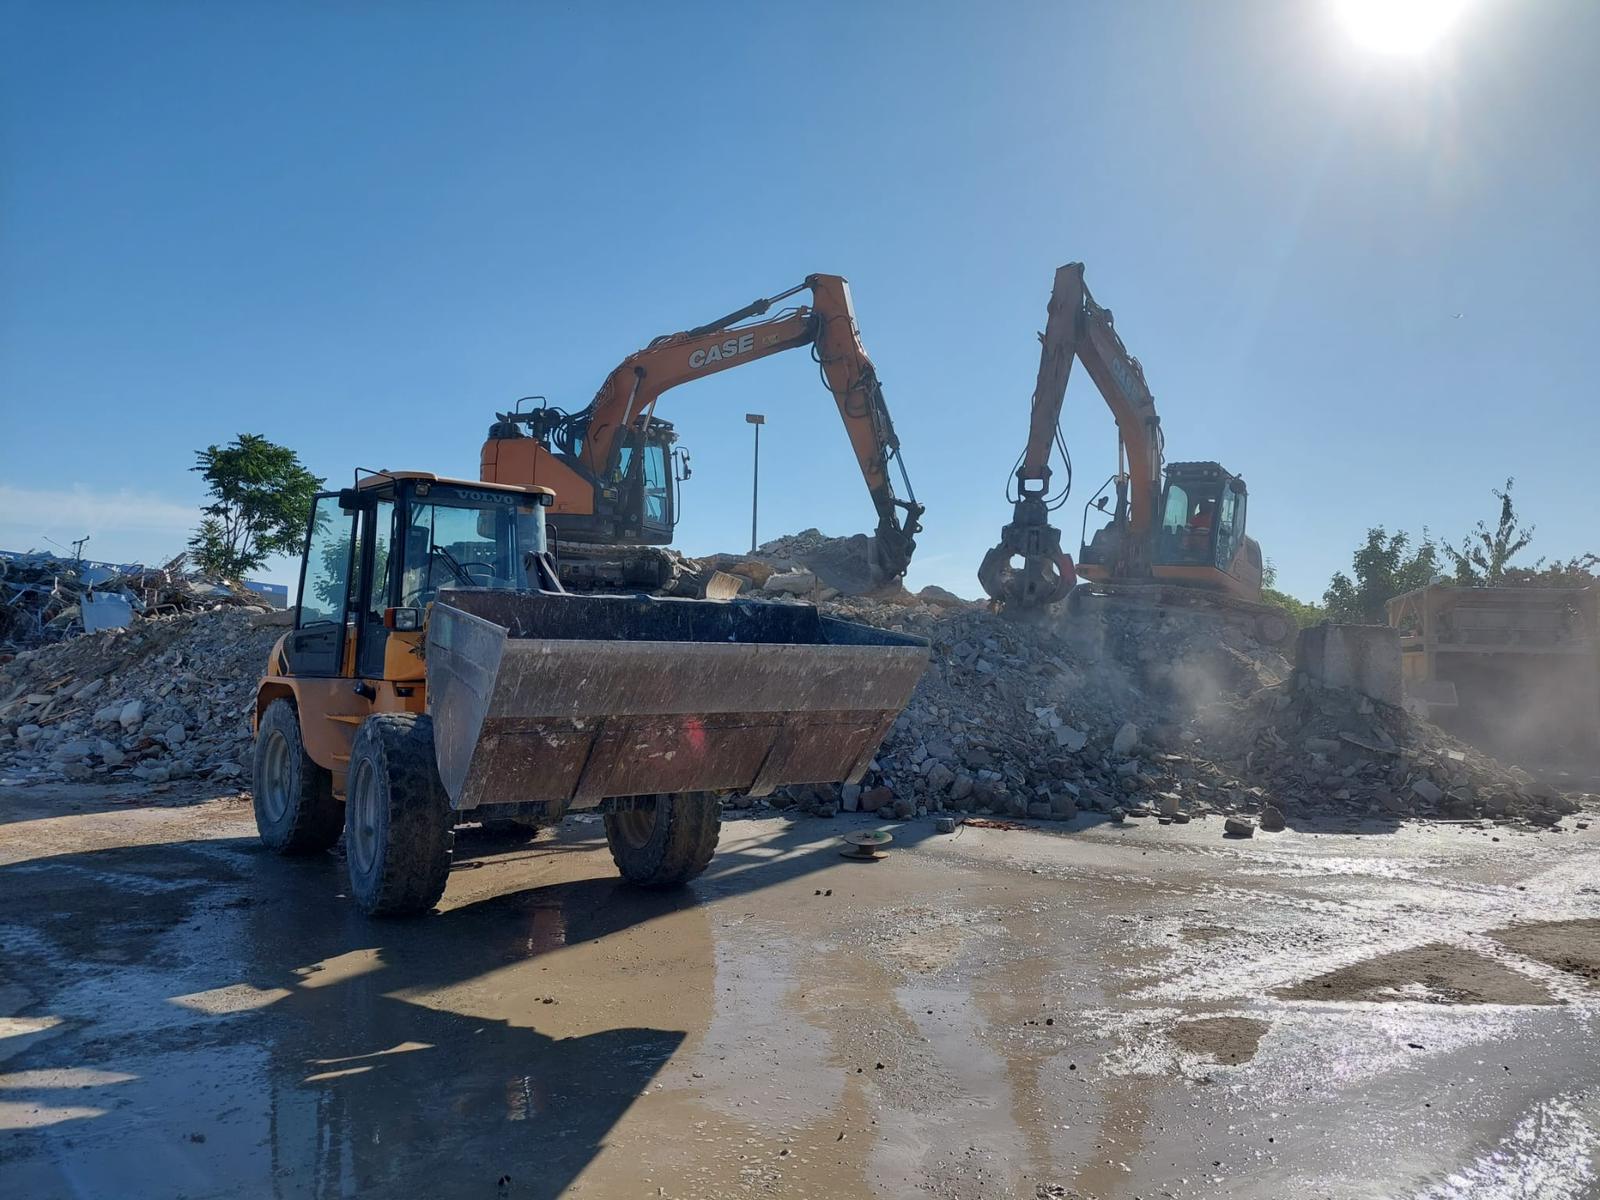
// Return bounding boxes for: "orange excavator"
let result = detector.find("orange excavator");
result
[980,263,1291,645]
[480,274,922,592]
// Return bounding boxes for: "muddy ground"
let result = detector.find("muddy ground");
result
[1,784,1598,1199]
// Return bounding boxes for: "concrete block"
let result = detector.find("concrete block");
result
[1296,623,1403,707]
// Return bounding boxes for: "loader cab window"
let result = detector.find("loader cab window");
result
[298,498,356,626]
[397,483,542,607]
[286,494,359,677]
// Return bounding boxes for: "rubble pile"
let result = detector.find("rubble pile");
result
[757,597,1295,822]
[1221,674,1581,827]
[692,528,912,601]
[0,607,286,788]
[755,592,1585,830]
[0,551,262,652]
[0,523,1585,830]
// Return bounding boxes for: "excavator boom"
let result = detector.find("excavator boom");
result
[483,274,922,586]
[980,262,1163,608]
[981,263,1270,628]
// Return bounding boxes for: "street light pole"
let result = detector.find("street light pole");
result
[745,413,765,554]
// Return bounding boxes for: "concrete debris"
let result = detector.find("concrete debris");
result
[762,569,817,596]
[0,607,280,787]
[1,527,1586,836]
[729,582,1584,831]
[1,550,266,653]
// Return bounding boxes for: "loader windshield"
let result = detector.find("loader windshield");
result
[398,483,546,607]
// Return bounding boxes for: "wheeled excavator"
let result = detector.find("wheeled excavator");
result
[979,263,1292,647]
[479,273,923,594]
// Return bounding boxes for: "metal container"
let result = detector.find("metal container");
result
[425,589,928,813]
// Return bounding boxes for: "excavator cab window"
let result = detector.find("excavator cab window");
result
[1212,483,1247,572]
[641,441,670,530]
[1156,475,1225,566]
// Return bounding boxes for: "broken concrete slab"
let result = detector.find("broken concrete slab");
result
[1296,623,1403,707]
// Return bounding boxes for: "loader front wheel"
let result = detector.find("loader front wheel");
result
[252,698,341,855]
[605,792,720,887]
[344,713,454,917]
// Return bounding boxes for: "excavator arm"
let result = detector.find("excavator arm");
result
[978,262,1164,608]
[574,274,923,582]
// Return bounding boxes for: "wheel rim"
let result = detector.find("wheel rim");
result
[613,799,659,849]
[347,757,381,875]
[258,730,291,823]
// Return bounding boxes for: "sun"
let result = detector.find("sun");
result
[1333,0,1469,56]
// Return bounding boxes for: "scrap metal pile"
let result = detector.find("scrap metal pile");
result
[0,551,262,653]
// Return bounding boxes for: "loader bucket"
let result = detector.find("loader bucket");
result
[425,589,928,812]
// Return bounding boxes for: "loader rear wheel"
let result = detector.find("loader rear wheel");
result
[344,713,454,917]
[252,698,341,855]
[604,792,721,887]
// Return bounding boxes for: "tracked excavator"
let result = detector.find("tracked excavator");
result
[979,263,1293,647]
[480,273,923,594]
[252,470,928,916]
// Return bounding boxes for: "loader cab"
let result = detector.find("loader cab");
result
[1155,462,1248,573]
[284,474,554,680]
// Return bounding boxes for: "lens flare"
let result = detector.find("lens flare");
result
[1334,0,1469,56]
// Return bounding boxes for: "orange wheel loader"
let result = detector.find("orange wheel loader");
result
[252,470,928,916]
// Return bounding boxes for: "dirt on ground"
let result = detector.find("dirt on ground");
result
[1274,942,1562,1006]
[1167,1016,1271,1065]
[3,781,1599,1199]
[1490,919,1600,989]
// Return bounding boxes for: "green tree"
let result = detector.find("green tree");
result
[1261,561,1326,629]
[1323,528,1440,624]
[1442,478,1535,584]
[1502,553,1599,587]
[189,434,323,578]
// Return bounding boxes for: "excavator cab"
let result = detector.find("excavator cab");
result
[1156,462,1247,573]
[483,403,681,546]
[1078,461,1262,598]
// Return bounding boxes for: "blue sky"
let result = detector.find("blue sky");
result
[3,0,1597,601]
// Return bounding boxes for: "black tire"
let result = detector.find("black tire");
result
[344,713,454,917]
[252,698,342,855]
[604,792,721,887]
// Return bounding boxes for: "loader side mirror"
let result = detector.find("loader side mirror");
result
[338,488,376,514]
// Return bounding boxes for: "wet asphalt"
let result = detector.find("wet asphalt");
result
[1,785,1597,1199]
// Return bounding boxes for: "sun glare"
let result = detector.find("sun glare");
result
[1334,0,1469,56]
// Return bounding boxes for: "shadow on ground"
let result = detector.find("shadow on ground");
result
[0,811,899,1199]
